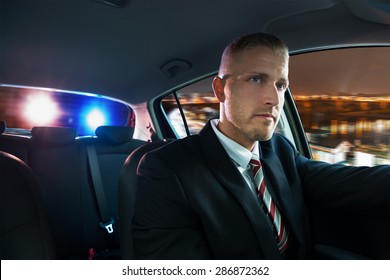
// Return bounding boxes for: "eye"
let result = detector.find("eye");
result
[249,76,263,84]
[276,82,287,91]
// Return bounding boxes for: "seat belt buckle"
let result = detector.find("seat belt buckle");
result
[100,218,115,234]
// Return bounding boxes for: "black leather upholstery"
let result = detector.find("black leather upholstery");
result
[0,151,55,259]
[95,126,135,144]
[1,125,146,259]
[118,140,170,259]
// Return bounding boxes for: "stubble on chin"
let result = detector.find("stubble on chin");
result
[243,119,277,142]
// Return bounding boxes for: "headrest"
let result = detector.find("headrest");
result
[0,120,6,134]
[95,126,134,144]
[31,126,77,145]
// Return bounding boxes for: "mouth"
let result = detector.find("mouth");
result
[254,113,276,122]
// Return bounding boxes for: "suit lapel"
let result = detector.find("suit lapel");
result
[198,122,282,259]
[259,141,305,249]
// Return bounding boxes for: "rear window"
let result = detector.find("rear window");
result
[0,85,134,136]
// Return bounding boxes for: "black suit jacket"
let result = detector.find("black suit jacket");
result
[133,121,390,259]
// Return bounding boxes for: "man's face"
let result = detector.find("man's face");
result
[214,46,289,149]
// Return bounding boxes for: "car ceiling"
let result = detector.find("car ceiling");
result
[1,0,389,105]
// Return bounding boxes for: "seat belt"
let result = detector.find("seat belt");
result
[86,145,115,234]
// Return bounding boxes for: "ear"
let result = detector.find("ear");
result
[212,76,226,103]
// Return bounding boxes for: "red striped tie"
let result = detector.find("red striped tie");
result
[250,157,289,253]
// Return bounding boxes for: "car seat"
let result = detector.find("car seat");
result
[0,151,55,259]
[118,140,170,259]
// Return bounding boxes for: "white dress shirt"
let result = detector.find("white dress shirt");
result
[210,119,259,193]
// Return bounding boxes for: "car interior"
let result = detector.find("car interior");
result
[0,0,389,260]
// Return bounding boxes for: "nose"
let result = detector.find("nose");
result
[262,83,282,107]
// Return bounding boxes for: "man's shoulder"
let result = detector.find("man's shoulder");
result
[145,135,202,159]
[260,133,299,160]
[265,133,297,149]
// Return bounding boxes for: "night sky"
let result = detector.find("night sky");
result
[289,47,390,96]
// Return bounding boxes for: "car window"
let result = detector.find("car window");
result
[161,76,218,138]
[0,84,134,136]
[289,47,390,166]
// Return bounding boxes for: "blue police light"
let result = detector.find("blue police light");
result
[86,108,106,132]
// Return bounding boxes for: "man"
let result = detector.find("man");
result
[132,33,390,259]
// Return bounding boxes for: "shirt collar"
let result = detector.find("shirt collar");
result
[210,119,259,169]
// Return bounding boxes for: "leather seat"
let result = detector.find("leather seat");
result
[0,151,55,259]
[118,140,170,259]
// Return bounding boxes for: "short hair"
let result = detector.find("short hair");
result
[223,32,289,58]
[218,33,289,77]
